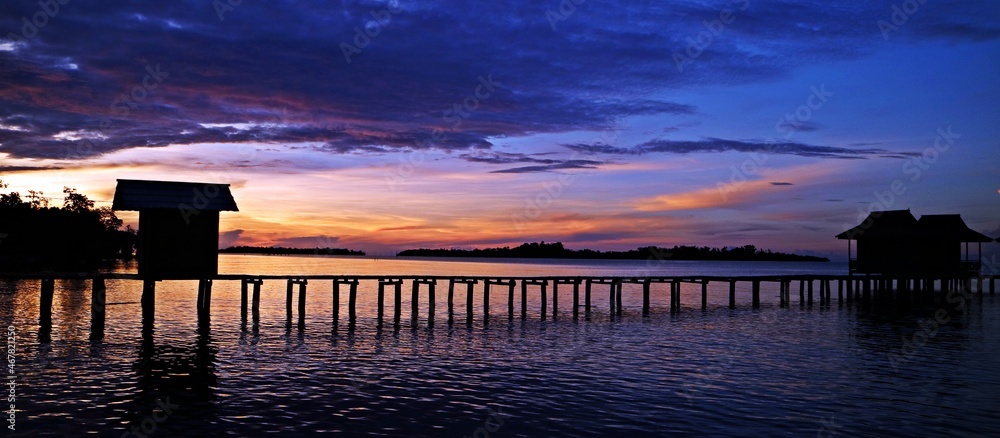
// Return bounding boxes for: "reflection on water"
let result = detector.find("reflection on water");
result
[2,256,999,436]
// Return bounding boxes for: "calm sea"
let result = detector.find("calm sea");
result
[2,255,999,436]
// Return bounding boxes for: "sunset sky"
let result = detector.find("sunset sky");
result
[1,1,998,257]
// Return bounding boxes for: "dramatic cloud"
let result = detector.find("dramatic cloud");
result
[564,138,922,159]
[2,1,995,160]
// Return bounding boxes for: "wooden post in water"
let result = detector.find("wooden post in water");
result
[332,280,341,325]
[977,276,983,294]
[798,281,805,307]
[521,280,528,320]
[394,281,403,328]
[91,278,106,340]
[509,280,516,320]
[411,280,420,328]
[296,279,307,328]
[572,280,580,320]
[643,280,652,316]
[251,279,262,320]
[141,279,156,333]
[751,280,760,309]
[806,279,814,307]
[585,279,593,319]
[608,281,616,314]
[668,280,678,312]
[39,278,54,328]
[483,281,491,324]
[991,277,995,295]
[377,281,386,327]
[447,280,456,323]
[615,280,623,316]
[466,282,474,324]
[701,280,708,310]
[540,281,548,320]
[425,279,436,327]
[728,280,736,310]
[348,280,358,327]
[837,279,843,305]
[285,279,294,320]
[240,279,249,322]
[846,277,853,304]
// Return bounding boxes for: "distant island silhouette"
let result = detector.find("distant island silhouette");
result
[220,246,366,256]
[397,242,829,262]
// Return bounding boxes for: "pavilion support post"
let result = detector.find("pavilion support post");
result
[837,279,844,305]
[977,276,983,294]
[991,277,995,295]
[141,279,156,335]
[90,278,106,340]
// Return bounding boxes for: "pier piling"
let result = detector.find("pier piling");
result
[751,280,760,309]
[643,280,652,316]
[91,277,106,340]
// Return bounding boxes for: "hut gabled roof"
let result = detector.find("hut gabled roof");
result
[112,179,239,211]
[917,214,993,242]
[836,209,992,242]
[835,210,917,240]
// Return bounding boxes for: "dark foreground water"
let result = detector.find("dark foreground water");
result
[2,256,999,436]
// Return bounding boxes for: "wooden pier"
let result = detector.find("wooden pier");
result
[3,273,994,341]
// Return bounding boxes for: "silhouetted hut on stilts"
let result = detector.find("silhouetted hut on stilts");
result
[836,209,992,277]
[112,179,239,279]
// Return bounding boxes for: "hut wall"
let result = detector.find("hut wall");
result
[137,209,220,278]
